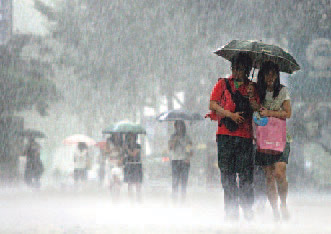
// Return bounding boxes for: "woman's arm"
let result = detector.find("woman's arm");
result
[260,100,291,119]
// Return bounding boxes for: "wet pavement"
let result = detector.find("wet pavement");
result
[0,184,330,234]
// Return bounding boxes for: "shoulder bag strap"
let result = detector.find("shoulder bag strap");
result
[224,78,233,95]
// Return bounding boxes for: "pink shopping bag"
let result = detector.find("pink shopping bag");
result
[255,117,286,154]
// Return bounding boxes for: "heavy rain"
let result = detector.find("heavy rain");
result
[0,0,330,233]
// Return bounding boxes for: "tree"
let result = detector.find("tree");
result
[0,34,57,116]
[33,0,330,141]
[0,33,57,181]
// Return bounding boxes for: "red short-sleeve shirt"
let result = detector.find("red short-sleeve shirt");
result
[210,76,259,139]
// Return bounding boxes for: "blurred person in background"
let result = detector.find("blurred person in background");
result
[73,142,89,186]
[168,120,193,203]
[123,133,143,202]
[105,133,124,200]
[24,137,43,188]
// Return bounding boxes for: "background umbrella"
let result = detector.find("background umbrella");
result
[156,109,204,121]
[63,134,96,146]
[101,124,115,134]
[191,112,205,121]
[20,129,46,138]
[214,40,300,74]
[103,121,146,134]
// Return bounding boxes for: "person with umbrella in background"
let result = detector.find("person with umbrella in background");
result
[157,110,202,202]
[105,133,125,200]
[73,142,89,186]
[208,52,260,221]
[123,133,143,202]
[63,134,95,187]
[103,121,146,201]
[24,136,43,188]
[168,120,193,203]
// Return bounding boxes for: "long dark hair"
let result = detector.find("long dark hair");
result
[257,61,282,103]
[126,133,138,149]
[109,133,123,147]
[174,120,186,137]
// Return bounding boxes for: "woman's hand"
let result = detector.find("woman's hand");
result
[259,108,270,117]
[229,112,245,124]
[259,101,291,119]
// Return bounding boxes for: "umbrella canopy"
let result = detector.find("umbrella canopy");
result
[156,110,204,121]
[63,134,96,146]
[20,129,46,138]
[101,124,115,134]
[103,121,146,134]
[214,40,300,74]
[191,112,205,121]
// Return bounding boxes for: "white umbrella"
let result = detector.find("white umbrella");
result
[63,134,96,146]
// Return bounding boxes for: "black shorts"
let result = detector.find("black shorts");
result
[124,163,143,183]
[255,142,290,166]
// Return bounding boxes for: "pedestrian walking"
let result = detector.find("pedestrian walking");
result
[208,52,260,221]
[255,61,292,221]
[105,134,124,200]
[24,137,43,188]
[123,133,143,202]
[73,142,89,185]
[168,120,193,203]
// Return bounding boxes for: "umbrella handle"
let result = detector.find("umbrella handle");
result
[251,67,255,81]
[250,60,257,81]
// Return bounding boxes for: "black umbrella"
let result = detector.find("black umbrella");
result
[214,40,300,74]
[156,110,204,121]
[21,129,46,138]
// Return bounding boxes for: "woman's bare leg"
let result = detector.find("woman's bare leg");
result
[274,162,289,219]
[136,183,142,202]
[128,183,134,200]
[263,165,280,220]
